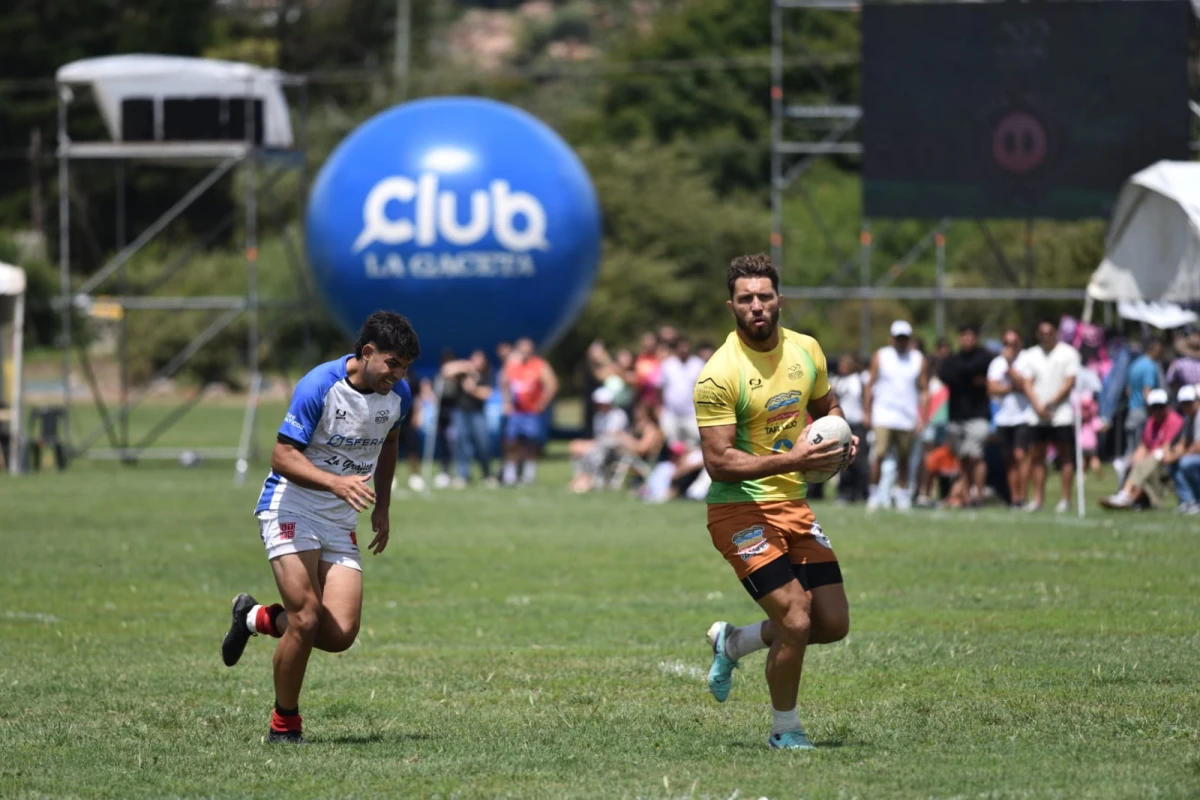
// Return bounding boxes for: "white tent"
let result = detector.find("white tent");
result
[56,54,294,148]
[1088,160,1200,305]
[0,263,26,475]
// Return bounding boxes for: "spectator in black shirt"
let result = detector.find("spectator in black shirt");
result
[938,323,995,507]
[441,349,496,487]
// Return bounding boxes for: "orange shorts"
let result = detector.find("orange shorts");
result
[707,500,838,582]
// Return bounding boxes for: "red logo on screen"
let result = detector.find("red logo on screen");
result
[992,112,1046,174]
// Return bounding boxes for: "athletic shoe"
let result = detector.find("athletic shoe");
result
[768,728,815,750]
[266,729,307,745]
[705,621,740,702]
[1055,499,1070,514]
[221,592,258,667]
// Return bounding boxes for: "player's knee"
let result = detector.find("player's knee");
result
[776,606,811,645]
[321,621,360,653]
[290,606,321,643]
[824,610,850,642]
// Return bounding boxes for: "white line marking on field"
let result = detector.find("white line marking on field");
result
[3,611,60,623]
[658,659,706,681]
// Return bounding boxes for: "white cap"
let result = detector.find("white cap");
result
[890,320,913,338]
[1177,384,1197,403]
[592,386,614,405]
[1146,388,1169,407]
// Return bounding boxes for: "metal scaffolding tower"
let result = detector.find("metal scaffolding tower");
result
[55,70,308,478]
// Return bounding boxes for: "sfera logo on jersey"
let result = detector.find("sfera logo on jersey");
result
[326,435,387,449]
[356,173,549,280]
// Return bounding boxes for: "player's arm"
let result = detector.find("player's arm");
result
[271,439,375,512]
[862,351,878,429]
[537,361,560,411]
[699,424,843,483]
[367,428,400,555]
[373,428,399,509]
[917,356,930,429]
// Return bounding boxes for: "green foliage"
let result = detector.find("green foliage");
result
[550,141,768,375]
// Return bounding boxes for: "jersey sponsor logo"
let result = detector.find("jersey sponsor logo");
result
[765,390,803,411]
[731,525,771,561]
[375,409,390,425]
[764,409,800,435]
[326,435,387,448]
[278,521,296,541]
[284,413,305,431]
[772,438,794,452]
[749,377,763,390]
[788,364,804,380]
[335,409,348,420]
[695,388,723,407]
[697,377,719,387]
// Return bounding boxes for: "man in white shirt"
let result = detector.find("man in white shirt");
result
[863,320,928,511]
[987,329,1031,508]
[659,336,706,447]
[831,353,869,503]
[1013,319,1081,513]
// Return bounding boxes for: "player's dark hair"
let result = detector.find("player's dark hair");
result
[958,322,980,335]
[355,310,421,361]
[727,253,780,297]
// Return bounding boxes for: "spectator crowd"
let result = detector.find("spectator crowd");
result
[393,316,1200,515]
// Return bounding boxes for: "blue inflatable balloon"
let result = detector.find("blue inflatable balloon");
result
[306,96,603,370]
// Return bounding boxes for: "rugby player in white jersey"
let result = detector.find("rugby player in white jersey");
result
[220,310,419,744]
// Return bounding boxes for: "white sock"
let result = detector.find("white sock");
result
[521,461,538,484]
[772,706,801,735]
[503,461,518,485]
[245,605,263,634]
[725,621,768,661]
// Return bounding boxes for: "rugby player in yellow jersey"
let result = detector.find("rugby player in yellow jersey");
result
[694,253,858,750]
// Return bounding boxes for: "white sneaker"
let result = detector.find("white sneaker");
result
[433,472,451,490]
[450,476,467,490]
[1055,499,1069,514]
[892,490,912,512]
[407,474,426,492]
[1023,500,1042,512]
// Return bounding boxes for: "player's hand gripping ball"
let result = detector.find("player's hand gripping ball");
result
[799,415,853,484]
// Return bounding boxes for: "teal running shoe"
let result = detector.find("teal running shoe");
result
[768,728,815,750]
[705,621,740,702]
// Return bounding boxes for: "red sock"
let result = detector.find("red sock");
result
[270,703,302,733]
[255,604,285,638]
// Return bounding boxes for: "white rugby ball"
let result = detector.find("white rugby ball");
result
[799,415,853,484]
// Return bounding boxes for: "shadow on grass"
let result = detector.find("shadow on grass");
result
[319,732,434,745]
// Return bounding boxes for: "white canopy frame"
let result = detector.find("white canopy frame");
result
[0,263,26,475]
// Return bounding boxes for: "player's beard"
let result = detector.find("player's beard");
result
[737,307,779,342]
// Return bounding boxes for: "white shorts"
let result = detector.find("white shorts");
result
[257,513,362,572]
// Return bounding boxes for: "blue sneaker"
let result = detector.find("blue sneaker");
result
[705,621,740,702]
[769,728,815,750]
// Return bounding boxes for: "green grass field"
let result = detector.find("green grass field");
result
[2,402,1199,798]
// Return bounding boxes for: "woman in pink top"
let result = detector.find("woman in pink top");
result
[1101,389,1183,509]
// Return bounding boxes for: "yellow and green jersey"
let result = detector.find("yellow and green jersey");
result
[693,328,831,504]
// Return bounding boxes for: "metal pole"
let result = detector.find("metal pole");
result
[859,220,872,359]
[393,0,412,104]
[116,162,128,450]
[11,290,24,474]
[934,231,946,339]
[57,84,72,455]
[770,1,784,268]
[236,82,262,484]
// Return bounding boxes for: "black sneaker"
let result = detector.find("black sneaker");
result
[221,593,258,667]
[267,729,307,745]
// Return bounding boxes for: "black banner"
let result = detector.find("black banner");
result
[862,0,1190,220]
